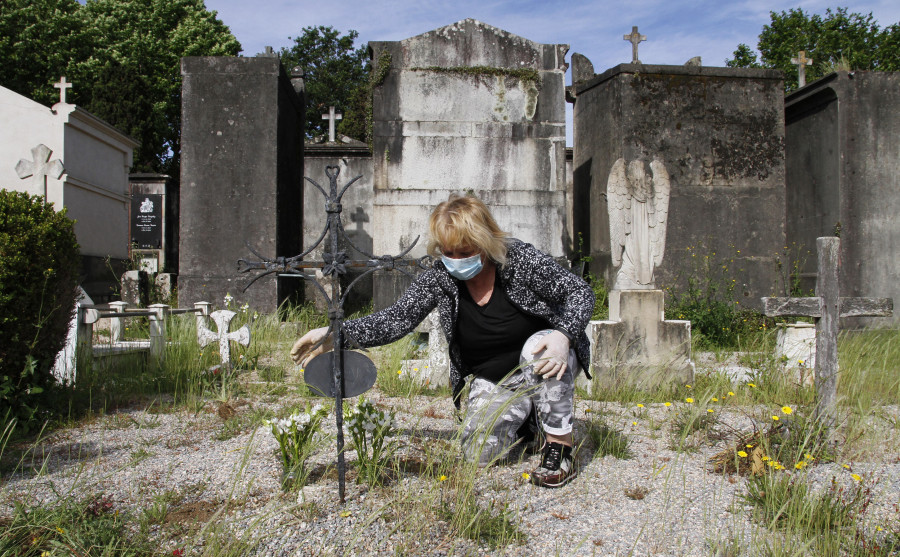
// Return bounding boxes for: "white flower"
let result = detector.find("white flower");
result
[363,421,376,432]
[240,303,249,312]
[224,293,234,305]
[311,403,323,415]
[297,413,311,426]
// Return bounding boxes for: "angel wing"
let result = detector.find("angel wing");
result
[607,158,629,267]
[648,158,671,267]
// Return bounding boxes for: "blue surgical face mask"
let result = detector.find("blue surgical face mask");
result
[441,254,483,281]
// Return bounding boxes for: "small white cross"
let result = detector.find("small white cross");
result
[322,106,343,143]
[624,26,647,64]
[54,76,73,104]
[790,51,813,87]
[197,310,251,367]
[15,144,65,199]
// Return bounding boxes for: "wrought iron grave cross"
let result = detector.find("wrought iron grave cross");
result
[624,26,647,64]
[762,237,892,425]
[239,166,430,502]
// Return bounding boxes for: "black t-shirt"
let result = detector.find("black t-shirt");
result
[456,272,549,383]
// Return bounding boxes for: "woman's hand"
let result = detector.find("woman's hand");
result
[531,330,570,380]
[290,326,333,367]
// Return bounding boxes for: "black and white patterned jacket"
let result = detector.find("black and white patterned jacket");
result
[343,239,595,404]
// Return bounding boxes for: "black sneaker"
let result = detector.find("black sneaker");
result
[530,442,576,488]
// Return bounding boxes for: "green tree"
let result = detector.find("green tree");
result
[0,0,241,173]
[727,7,900,91]
[0,0,93,106]
[279,26,369,140]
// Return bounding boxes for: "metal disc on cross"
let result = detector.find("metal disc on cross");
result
[303,350,377,398]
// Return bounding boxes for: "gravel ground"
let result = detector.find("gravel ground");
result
[2,375,899,556]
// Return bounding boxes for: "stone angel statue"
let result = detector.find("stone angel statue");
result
[607,158,671,289]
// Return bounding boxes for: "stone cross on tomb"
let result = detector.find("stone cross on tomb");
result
[791,51,813,87]
[197,310,251,367]
[15,144,64,199]
[762,237,892,424]
[322,106,342,143]
[623,26,647,64]
[54,76,73,104]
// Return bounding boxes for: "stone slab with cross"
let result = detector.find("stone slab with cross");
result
[763,237,892,423]
[197,310,251,367]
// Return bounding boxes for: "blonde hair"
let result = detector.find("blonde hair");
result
[427,194,509,266]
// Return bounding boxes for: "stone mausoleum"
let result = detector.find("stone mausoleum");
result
[785,70,900,326]
[368,19,571,307]
[0,82,138,301]
[178,56,305,312]
[569,61,787,308]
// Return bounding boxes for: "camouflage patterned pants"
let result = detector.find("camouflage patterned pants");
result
[460,330,577,466]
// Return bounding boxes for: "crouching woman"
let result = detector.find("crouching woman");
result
[291,194,594,488]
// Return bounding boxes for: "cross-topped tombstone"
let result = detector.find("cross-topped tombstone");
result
[763,237,892,424]
[623,26,647,64]
[321,106,342,143]
[197,310,251,367]
[54,76,73,104]
[15,144,65,199]
[791,50,813,87]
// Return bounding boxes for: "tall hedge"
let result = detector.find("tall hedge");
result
[0,190,80,427]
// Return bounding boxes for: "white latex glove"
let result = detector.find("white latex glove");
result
[290,326,333,367]
[531,330,570,380]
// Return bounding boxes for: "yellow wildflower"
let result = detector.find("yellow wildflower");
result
[712,397,719,402]
[707,409,714,413]
[632,421,637,426]
[637,404,644,408]
[340,510,352,518]
[737,451,748,458]
[842,464,851,469]
[728,392,735,396]
[397,369,402,375]
[747,383,756,388]
[762,456,770,461]
[795,461,807,470]
[851,474,861,482]
[685,398,694,403]
[805,453,815,460]
[521,472,531,480]
[664,402,672,407]
[766,460,776,467]
[439,475,448,482]
[686,384,692,389]
[772,415,780,421]
[781,406,793,415]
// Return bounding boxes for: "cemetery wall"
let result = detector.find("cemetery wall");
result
[785,71,900,325]
[303,144,374,312]
[179,57,304,313]
[571,64,786,308]
[369,19,570,307]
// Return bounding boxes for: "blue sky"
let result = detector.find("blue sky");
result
[203,0,900,144]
